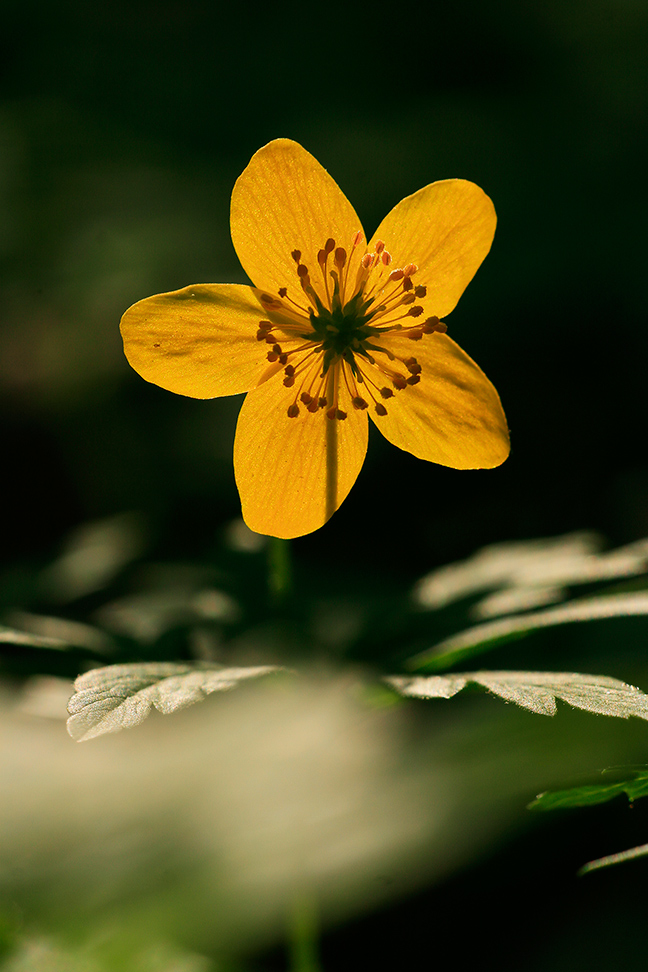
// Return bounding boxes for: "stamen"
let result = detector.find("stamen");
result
[381,250,392,266]
[388,268,404,282]
[375,240,385,254]
[278,287,288,297]
[375,403,388,416]
[352,231,364,247]
[407,374,421,385]
[414,285,427,298]
[287,404,300,417]
[334,247,347,269]
[403,263,418,277]
[291,250,301,263]
[407,306,424,317]
[352,397,368,410]
[380,387,394,399]
[393,375,408,390]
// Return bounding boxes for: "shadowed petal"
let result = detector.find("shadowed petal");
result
[231,139,365,306]
[234,373,368,539]
[367,179,496,320]
[120,284,266,398]
[369,333,509,468]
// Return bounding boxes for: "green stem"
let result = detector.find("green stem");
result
[268,536,292,604]
[288,892,322,972]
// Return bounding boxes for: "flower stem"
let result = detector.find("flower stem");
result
[268,536,292,604]
[288,892,322,972]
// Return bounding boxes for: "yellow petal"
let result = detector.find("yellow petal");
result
[367,179,496,319]
[369,333,509,468]
[231,139,365,306]
[234,369,368,539]
[120,284,266,399]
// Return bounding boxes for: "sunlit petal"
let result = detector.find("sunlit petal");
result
[369,333,509,468]
[120,284,265,398]
[234,373,368,539]
[367,179,496,319]
[231,139,365,306]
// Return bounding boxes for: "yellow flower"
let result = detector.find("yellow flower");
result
[120,139,509,539]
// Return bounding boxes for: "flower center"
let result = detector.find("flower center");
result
[255,232,447,420]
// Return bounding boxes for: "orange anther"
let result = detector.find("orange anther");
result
[300,392,313,405]
[407,361,422,374]
[414,285,427,298]
[336,409,347,420]
[278,287,288,298]
[265,334,276,344]
[352,397,368,410]
[402,277,413,291]
[317,249,327,266]
[381,250,392,266]
[402,293,416,304]
[352,231,364,247]
[267,352,278,362]
[406,374,421,385]
[407,306,424,317]
[324,238,336,254]
[380,387,394,399]
[272,344,281,354]
[361,253,374,269]
[407,329,424,341]
[287,404,300,417]
[297,264,309,278]
[318,397,328,408]
[334,247,347,267]
[283,376,295,387]
[291,250,301,263]
[279,353,288,365]
[375,403,388,416]
[284,365,295,376]
[307,400,319,413]
[435,321,447,332]
[393,375,408,390]
[375,240,385,254]
[403,263,418,276]
[388,269,404,282]
[256,329,270,341]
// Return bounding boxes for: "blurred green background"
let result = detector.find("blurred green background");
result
[2,0,648,969]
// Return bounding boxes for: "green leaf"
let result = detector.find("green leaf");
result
[67,662,283,741]
[579,842,648,876]
[409,591,648,670]
[530,767,648,810]
[385,670,648,720]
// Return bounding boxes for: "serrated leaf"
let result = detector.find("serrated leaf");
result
[385,670,648,720]
[67,662,282,741]
[409,591,648,670]
[579,842,648,876]
[530,767,648,811]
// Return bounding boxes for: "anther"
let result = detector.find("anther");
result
[267,351,278,362]
[283,376,295,387]
[300,392,313,405]
[380,387,394,399]
[352,397,368,410]
[324,238,336,254]
[381,251,392,266]
[402,293,416,304]
[334,247,347,268]
[393,375,408,390]
[352,231,364,247]
[404,358,422,374]
[403,263,418,276]
[287,404,300,418]
[307,400,319,413]
[291,250,301,263]
[326,406,337,420]
[422,317,440,333]
[406,374,421,385]
[272,344,281,354]
[336,410,347,420]
[414,285,427,298]
[375,240,385,254]
[407,306,424,317]
[265,334,277,344]
[256,328,270,341]
[407,329,424,341]
[403,277,414,292]
[375,403,388,416]
[279,353,288,365]
[318,397,328,408]
[297,264,309,278]
[388,268,404,282]
[361,253,373,269]
[317,249,327,266]
[284,365,295,377]
[278,287,288,298]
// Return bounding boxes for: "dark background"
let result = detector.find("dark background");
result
[1,0,648,968]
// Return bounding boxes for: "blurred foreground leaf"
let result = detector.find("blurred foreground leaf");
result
[67,662,283,741]
[385,670,648,719]
[410,592,648,670]
[530,767,648,810]
[0,625,71,651]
